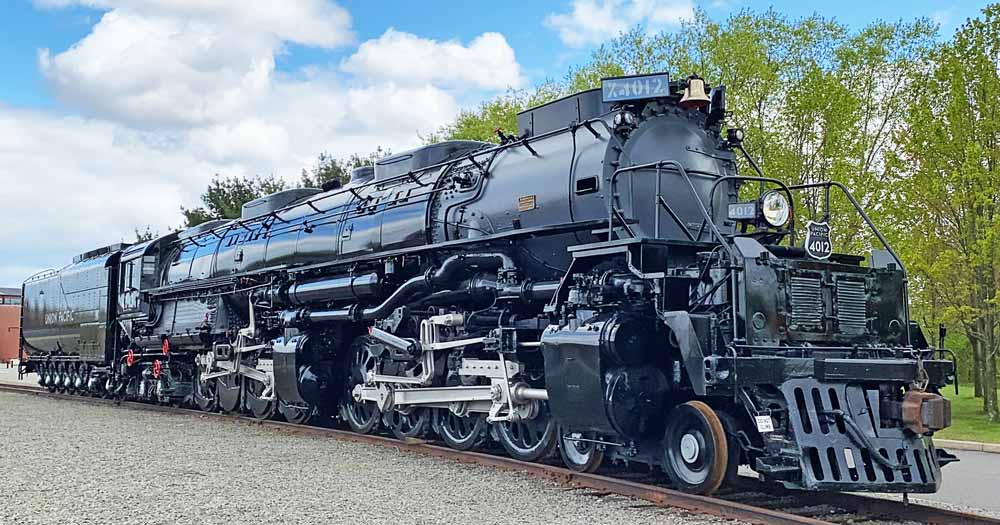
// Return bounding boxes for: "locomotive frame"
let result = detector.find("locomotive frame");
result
[20,73,956,496]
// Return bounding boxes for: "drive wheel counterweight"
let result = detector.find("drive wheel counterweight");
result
[385,407,431,440]
[193,370,217,412]
[244,376,275,420]
[437,410,489,451]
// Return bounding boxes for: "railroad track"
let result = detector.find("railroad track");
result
[1,381,996,525]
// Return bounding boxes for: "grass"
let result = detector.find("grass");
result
[934,385,1000,444]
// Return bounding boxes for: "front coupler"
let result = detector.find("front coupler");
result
[754,378,952,493]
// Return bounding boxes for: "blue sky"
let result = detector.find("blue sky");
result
[1,1,982,110]
[0,0,987,287]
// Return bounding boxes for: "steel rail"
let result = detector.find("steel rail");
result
[2,383,997,525]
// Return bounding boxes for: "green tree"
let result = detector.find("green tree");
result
[181,174,287,227]
[888,5,1000,421]
[182,149,392,228]
[657,11,935,252]
[300,148,390,188]
[431,11,931,256]
[426,83,563,142]
[133,226,158,242]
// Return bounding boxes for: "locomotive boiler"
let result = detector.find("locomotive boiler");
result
[20,72,956,495]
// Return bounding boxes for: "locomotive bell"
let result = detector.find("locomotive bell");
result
[679,75,710,109]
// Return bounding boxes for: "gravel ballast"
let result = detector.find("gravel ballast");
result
[0,392,740,524]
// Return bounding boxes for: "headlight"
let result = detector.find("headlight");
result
[760,191,790,227]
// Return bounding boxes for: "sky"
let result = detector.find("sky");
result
[0,0,986,287]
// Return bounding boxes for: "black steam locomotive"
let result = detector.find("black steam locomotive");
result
[21,73,956,495]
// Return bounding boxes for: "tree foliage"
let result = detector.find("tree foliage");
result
[133,226,158,243]
[425,83,563,142]
[300,147,390,188]
[181,149,390,229]
[181,174,288,227]
[887,5,1000,420]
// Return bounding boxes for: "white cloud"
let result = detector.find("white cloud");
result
[0,107,213,284]
[341,29,524,90]
[33,0,354,49]
[931,8,954,28]
[544,0,694,47]
[37,1,353,128]
[1,1,520,287]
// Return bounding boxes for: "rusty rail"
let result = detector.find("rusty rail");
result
[2,383,997,525]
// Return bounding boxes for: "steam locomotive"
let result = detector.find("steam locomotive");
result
[20,73,956,495]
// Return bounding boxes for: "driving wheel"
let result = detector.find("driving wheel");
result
[217,373,242,414]
[193,370,217,412]
[495,405,557,462]
[55,363,69,393]
[437,410,489,451]
[338,336,380,434]
[278,400,316,424]
[44,364,57,393]
[245,377,275,420]
[385,408,431,440]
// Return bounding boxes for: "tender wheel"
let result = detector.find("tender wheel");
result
[193,371,217,412]
[338,336,380,434]
[558,428,604,472]
[437,410,489,451]
[278,400,315,424]
[244,378,275,420]
[495,406,558,462]
[73,363,85,394]
[65,363,77,394]
[662,400,729,495]
[216,374,242,414]
[384,408,431,440]
[44,365,57,393]
[55,363,68,393]
[80,365,93,396]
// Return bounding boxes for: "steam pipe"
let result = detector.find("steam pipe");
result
[276,272,382,306]
[283,253,515,326]
[498,280,560,302]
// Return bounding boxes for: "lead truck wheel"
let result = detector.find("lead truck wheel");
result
[558,428,604,473]
[662,400,729,495]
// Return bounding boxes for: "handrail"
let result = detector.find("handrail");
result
[177,117,621,248]
[607,165,913,347]
[706,175,797,245]
[607,160,735,261]
[23,269,58,284]
[786,180,910,346]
